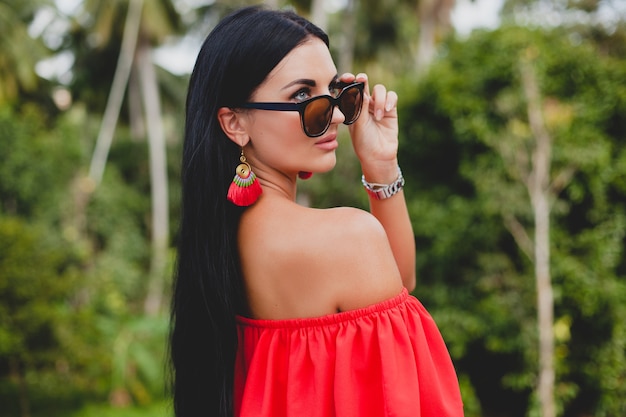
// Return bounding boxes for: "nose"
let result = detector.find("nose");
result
[331,103,346,125]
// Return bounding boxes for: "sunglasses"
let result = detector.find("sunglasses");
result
[241,82,365,138]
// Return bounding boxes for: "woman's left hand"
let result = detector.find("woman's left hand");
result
[341,72,399,181]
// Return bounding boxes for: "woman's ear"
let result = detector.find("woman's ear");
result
[217,107,250,146]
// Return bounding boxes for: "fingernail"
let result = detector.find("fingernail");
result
[376,109,383,120]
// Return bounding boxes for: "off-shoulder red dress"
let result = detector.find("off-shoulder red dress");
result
[234,288,464,417]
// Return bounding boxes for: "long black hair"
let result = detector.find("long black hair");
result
[170,6,328,417]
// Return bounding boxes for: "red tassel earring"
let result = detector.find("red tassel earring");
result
[298,171,313,180]
[227,149,262,206]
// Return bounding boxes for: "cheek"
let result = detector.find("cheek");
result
[248,114,313,167]
[250,112,304,142]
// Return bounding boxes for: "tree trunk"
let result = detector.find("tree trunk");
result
[416,0,437,74]
[128,66,145,140]
[337,0,357,73]
[415,0,455,75]
[88,0,144,186]
[521,53,555,417]
[9,359,30,417]
[310,0,328,31]
[136,38,169,316]
[264,0,279,9]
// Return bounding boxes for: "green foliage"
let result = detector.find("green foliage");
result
[0,217,77,359]
[398,24,626,416]
[0,0,49,104]
[328,0,421,77]
[70,400,170,417]
[0,215,83,416]
[0,101,174,415]
[96,314,169,406]
[0,105,81,217]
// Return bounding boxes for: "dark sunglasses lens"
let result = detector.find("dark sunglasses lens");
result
[339,85,363,124]
[303,97,333,136]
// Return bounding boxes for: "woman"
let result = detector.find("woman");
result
[170,5,463,417]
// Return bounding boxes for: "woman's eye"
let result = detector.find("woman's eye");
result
[292,89,310,102]
[329,85,341,97]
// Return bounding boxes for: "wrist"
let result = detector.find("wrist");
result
[362,165,405,200]
[360,160,399,184]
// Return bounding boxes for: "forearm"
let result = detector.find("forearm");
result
[362,164,416,291]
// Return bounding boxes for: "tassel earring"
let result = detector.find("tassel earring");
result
[227,149,262,206]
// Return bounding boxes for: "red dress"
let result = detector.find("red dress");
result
[235,289,464,417]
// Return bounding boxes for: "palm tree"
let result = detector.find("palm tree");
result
[0,0,47,106]
[82,0,183,316]
[343,0,463,76]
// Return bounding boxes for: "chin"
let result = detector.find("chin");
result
[300,153,337,175]
[321,154,337,171]
[314,160,337,174]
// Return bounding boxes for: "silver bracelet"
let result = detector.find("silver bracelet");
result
[361,166,405,200]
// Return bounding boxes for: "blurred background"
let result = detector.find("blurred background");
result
[1,0,625,416]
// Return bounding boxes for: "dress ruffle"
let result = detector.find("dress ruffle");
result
[235,288,464,417]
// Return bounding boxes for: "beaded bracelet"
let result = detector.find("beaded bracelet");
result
[361,166,405,200]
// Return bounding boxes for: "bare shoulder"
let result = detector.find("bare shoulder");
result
[317,207,404,309]
[239,201,403,319]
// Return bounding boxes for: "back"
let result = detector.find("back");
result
[237,197,404,320]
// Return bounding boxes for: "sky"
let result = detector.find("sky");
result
[452,0,504,36]
[38,0,504,79]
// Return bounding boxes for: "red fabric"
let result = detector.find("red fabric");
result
[235,289,464,417]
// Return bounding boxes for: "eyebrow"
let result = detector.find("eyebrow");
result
[281,75,339,91]
[281,79,316,90]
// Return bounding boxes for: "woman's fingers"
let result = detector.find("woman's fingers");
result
[370,84,398,121]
